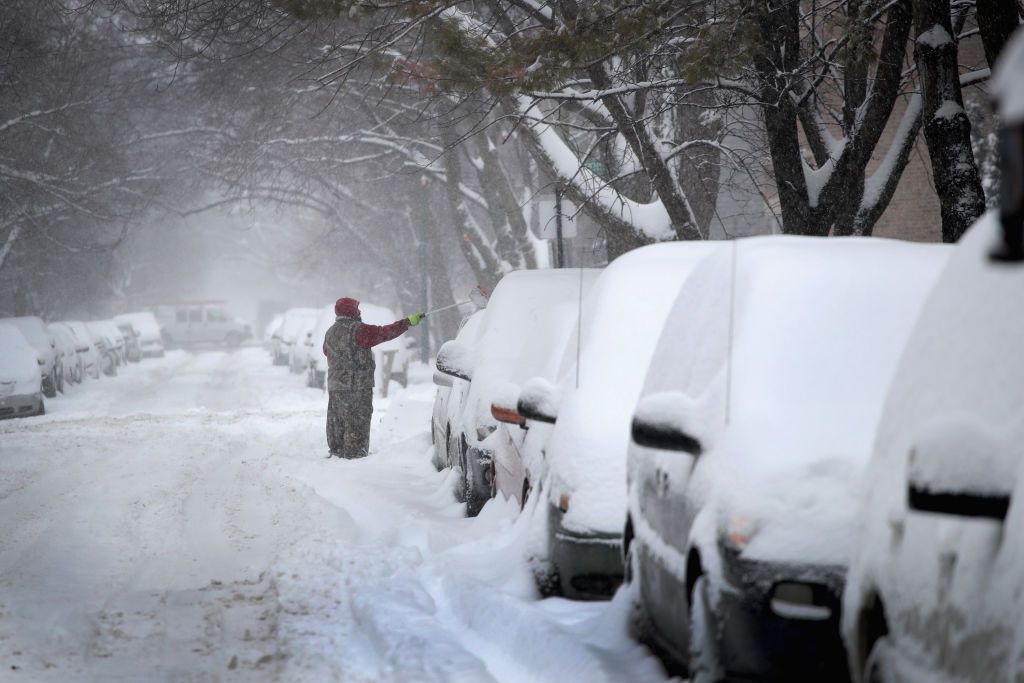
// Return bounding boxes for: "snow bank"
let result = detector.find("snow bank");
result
[544,242,721,535]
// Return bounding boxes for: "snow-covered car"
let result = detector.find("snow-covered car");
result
[84,321,119,377]
[307,303,413,394]
[272,308,318,366]
[624,237,950,681]
[48,322,83,385]
[62,321,102,379]
[840,208,1024,680]
[114,320,142,363]
[94,320,126,366]
[0,324,44,418]
[151,301,252,348]
[434,269,598,517]
[1,316,59,397]
[114,312,164,358]
[289,314,318,375]
[431,311,485,471]
[263,314,284,353]
[510,242,718,599]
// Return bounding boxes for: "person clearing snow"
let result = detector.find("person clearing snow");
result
[323,297,423,458]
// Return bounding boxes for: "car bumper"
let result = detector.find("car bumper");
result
[0,392,43,419]
[713,550,851,681]
[548,503,623,600]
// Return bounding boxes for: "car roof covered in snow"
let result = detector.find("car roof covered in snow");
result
[0,324,40,383]
[2,316,51,351]
[542,241,723,534]
[278,308,319,343]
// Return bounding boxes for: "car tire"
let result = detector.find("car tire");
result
[38,401,45,416]
[864,637,897,683]
[42,375,57,398]
[688,576,722,683]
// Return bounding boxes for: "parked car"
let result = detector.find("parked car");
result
[93,320,126,366]
[62,321,102,379]
[430,311,485,472]
[434,269,598,516]
[306,303,414,395]
[114,320,141,363]
[48,322,83,385]
[264,314,284,353]
[150,300,252,348]
[289,313,319,375]
[510,242,718,600]
[114,312,164,358]
[84,321,119,377]
[623,237,949,682]
[0,324,44,418]
[272,308,318,366]
[2,316,59,397]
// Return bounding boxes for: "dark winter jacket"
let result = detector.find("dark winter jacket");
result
[323,315,409,391]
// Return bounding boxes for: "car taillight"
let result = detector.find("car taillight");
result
[558,492,571,513]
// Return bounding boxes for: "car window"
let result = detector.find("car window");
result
[176,310,187,323]
[188,309,202,323]
[206,308,227,322]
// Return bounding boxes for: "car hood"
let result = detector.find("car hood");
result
[710,444,866,567]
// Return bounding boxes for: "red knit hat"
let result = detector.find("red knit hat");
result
[335,297,360,317]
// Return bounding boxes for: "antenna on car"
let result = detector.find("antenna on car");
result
[576,266,584,390]
[725,240,737,426]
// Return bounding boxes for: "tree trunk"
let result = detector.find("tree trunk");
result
[914,0,986,242]
[975,0,1021,68]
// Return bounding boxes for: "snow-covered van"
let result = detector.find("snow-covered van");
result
[624,237,949,681]
[0,323,44,418]
[150,301,252,348]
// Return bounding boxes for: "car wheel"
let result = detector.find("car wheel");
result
[688,576,722,683]
[42,375,57,398]
[38,401,45,416]
[864,637,897,683]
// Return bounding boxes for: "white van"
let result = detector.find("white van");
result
[150,301,251,348]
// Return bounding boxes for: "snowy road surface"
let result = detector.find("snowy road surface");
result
[0,349,666,682]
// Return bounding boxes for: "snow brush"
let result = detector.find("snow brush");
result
[421,285,490,317]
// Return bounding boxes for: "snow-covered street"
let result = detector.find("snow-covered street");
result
[0,348,666,682]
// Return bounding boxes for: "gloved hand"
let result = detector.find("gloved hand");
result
[407,312,425,326]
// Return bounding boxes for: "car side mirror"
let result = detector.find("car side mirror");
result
[517,377,558,424]
[906,421,1014,521]
[631,391,704,455]
[436,340,472,381]
[433,371,453,388]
